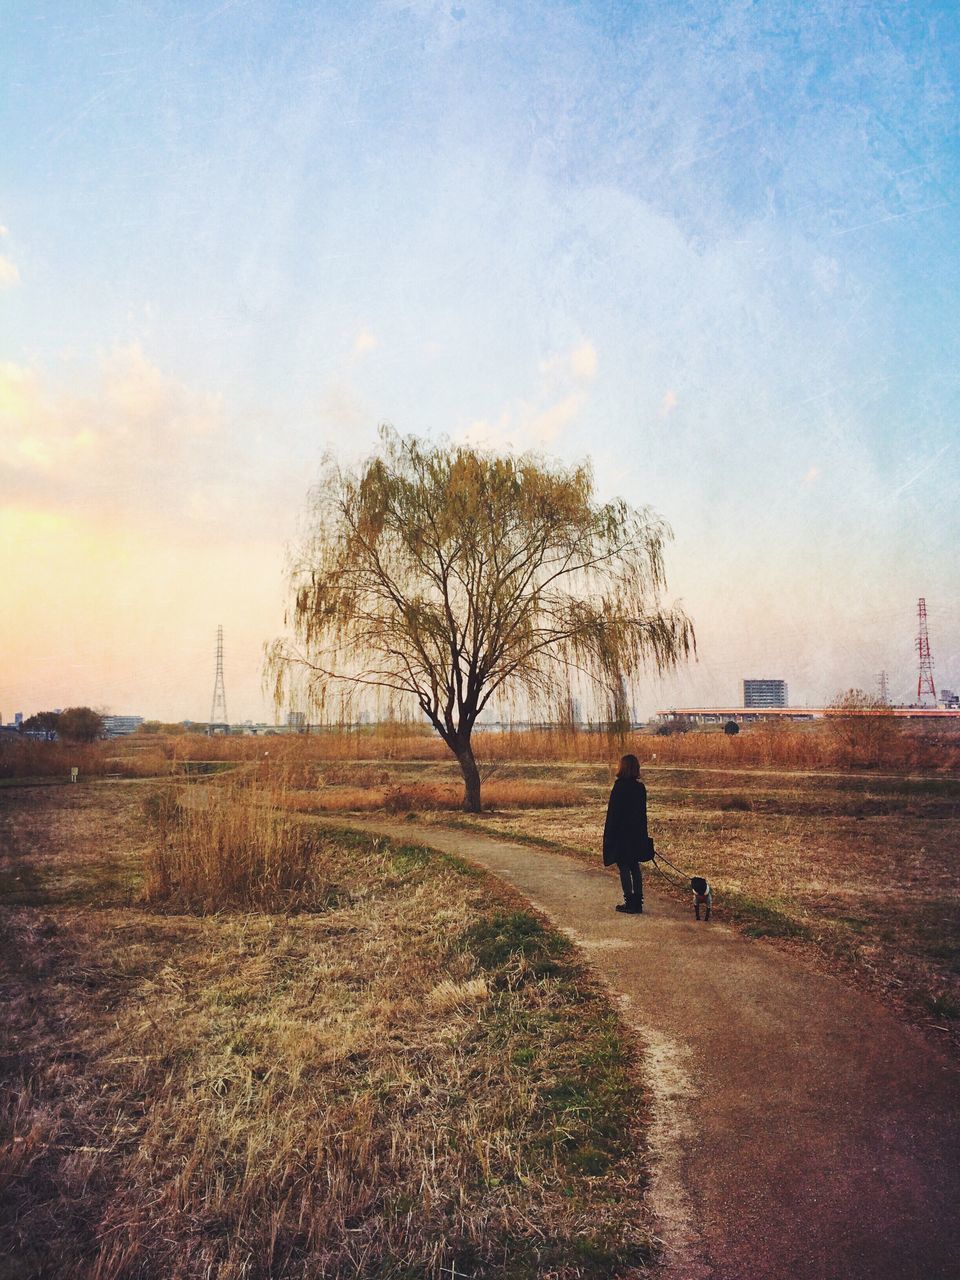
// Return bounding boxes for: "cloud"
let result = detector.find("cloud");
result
[540,339,599,385]
[460,342,595,451]
[527,392,584,443]
[0,345,226,526]
[569,340,598,382]
[351,329,378,360]
[0,255,19,289]
[460,409,515,450]
[460,393,586,451]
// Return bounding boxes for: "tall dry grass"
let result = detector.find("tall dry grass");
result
[0,738,174,780]
[634,722,960,772]
[166,721,960,776]
[5,714,955,787]
[142,781,326,911]
[282,778,584,815]
[3,781,656,1278]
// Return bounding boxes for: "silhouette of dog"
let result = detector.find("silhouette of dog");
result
[691,876,712,921]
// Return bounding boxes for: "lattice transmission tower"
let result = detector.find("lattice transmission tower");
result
[210,625,228,726]
[876,670,889,705]
[915,598,936,706]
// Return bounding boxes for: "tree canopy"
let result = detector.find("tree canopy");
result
[269,428,695,810]
[21,711,61,737]
[57,707,104,743]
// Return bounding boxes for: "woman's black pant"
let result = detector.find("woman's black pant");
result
[618,861,643,904]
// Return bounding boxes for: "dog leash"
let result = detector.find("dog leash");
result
[650,850,690,885]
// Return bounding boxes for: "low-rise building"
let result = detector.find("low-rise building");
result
[101,715,144,738]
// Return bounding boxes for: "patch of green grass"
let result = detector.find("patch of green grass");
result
[834,914,871,933]
[456,909,572,976]
[174,761,236,776]
[0,776,68,789]
[723,892,813,940]
[922,942,960,973]
[924,995,960,1021]
[438,814,557,846]
[385,842,433,874]
[719,794,753,811]
[0,861,47,904]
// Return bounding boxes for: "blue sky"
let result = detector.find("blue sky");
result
[2,0,958,720]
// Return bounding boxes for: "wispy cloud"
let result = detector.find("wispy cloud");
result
[0,346,227,528]
[462,341,597,450]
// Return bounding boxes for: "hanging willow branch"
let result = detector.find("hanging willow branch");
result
[267,426,695,810]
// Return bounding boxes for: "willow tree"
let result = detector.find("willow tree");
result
[269,428,695,812]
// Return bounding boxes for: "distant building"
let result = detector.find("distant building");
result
[287,710,307,730]
[940,688,959,709]
[101,715,144,738]
[743,679,788,709]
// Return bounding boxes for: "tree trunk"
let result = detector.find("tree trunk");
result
[453,736,482,813]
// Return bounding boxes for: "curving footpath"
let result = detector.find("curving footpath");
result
[316,815,960,1280]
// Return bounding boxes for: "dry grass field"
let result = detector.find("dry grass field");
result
[3,725,958,1276]
[4,717,957,783]
[0,781,656,1280]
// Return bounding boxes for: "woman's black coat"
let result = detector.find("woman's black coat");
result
[602,777,651,866]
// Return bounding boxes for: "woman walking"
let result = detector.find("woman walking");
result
[603,753,652,914]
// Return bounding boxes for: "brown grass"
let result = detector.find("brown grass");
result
[185,720,960,774]
[1,782,656,1279]
[141,782,328,911]
[0,738,176,781]
[4,717,958,787]
[280,778,584,816]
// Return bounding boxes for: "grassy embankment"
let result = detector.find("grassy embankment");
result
[1,779,656,1280]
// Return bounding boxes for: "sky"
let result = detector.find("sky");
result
[2,0,958,723]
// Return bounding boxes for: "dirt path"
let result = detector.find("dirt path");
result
[318,815,960,1280]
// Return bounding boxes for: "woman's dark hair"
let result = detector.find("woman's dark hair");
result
[616,753,640,780]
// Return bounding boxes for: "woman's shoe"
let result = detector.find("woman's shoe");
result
[616,897,643,914]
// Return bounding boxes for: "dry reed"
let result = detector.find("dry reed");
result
[6,716,955,785]
[141,780,326,911]
[168,721,960,775]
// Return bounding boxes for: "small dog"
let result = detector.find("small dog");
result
[691,876,712,921]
